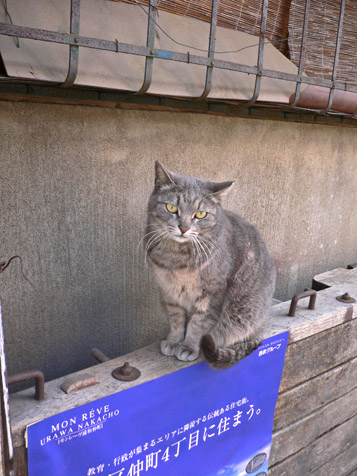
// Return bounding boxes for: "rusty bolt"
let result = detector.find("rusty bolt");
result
[112,362,141,382]
[336,292,356,304]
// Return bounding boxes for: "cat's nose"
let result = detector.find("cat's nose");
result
[179,226,190,235]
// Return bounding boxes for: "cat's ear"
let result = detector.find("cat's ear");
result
[155,161,175,187]
[207,180,235,200]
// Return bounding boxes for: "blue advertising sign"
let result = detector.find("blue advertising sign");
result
[27,332,289,476]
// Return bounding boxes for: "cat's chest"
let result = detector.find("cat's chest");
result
[152,265,202,306]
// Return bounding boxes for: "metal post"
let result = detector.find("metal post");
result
[200,0,220,99]
[247,0,268,107]
[0,299,14,476]
[290,0,310,108]
[136,0,157,95]
[62,0,80,87]
[321,0,345,114]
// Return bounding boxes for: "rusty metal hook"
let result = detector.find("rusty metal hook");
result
[7,370,45,400]
[288,288,317,317]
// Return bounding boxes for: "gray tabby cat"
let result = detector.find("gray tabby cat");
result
[144,161,276,369]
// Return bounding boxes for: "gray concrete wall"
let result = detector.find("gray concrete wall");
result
[0,101,356,383]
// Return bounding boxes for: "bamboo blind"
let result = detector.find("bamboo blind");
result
[112,0,357,86]
[288,0,357,86]
[114,0,292,54]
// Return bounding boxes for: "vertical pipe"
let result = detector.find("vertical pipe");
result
[321,0,345,113]
[62,0,80,87]
[247,0,268,107]
[200,0,220,99]
[290,0,310,108]
[136,0,157,95]
[0,298,14,476]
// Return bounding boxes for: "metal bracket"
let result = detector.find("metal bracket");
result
[320,0,345,114]
[288,288,317,317]
[136,0,157,95]
[7,370,45,401]
[290,0,310,108]
[247,0,268,107]
[62,0,80,87]
[199,0,220,100]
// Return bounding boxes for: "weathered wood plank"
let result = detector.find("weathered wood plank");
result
[270,387,357,466]
[313,267,357,290]
[279,318,357,392]
[267,283,357,344]
[13,447,27,476]
[310,442,357,476]
[268,415,357,476]
[8,307,357,447]
[274,357,357,430]
[9,341,197,447]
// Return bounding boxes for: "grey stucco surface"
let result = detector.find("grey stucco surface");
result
[0,101,356,382]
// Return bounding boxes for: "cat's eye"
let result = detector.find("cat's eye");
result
[195,211,207,219]
[166,203,178,214]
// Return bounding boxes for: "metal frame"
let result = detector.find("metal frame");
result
[289,0,310,108]
[320,0,345,114]
[62,0,80,87]
[200,0,219,99]
[0,0,355,118]
[136,0,157,94]
[247,0,268,106]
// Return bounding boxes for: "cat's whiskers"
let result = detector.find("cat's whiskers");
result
[193,237,204,265]
[199,235,221,259]
[190,238,200,264]
[192,236,209,264]
[196,237,211,261]
[144,230,170,261]
[138,227,168,250]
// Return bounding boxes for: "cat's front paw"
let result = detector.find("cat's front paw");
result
[175,345,200,362]
[161,340,180,356]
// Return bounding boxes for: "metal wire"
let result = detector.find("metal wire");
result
[0,256,35,288]
[132,0,297,56]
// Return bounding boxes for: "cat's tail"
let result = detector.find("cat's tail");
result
[200,334,261,370]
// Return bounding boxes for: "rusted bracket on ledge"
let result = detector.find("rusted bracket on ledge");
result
[288,288,317,317]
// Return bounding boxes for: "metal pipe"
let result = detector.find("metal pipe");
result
[200,0,220,100]
[320,0,345,114]
[136,0,157,95]
[62,0,80,87]
[247,0,268,107]
[91,348,110,363]
[290,0,310,108]
[0,298,14,475]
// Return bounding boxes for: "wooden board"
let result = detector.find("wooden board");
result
[313,267,357,290]
[8,284,357,447]
[268,415,357,476]
[279,318,357,392]
[310,443,357,476]
[270,387,357,466]
[274,356,357,430]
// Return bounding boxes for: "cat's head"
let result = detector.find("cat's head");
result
[147,161,234,245]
